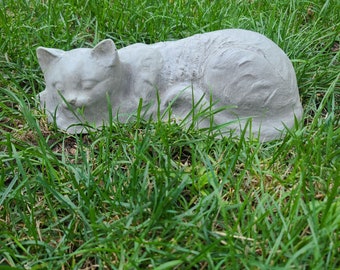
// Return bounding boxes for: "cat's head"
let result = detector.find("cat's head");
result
[36,39,121,133]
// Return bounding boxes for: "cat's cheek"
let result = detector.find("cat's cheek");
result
[96,79,115,95]
[75,96,91,107]
[81,93,106,106]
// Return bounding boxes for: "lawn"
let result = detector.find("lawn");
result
[0,0,339,269]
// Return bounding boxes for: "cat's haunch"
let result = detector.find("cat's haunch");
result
[37,29,303,141]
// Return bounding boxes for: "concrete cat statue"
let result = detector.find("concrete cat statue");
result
[37,29,303,141]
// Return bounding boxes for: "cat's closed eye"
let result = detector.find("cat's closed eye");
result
[81,79,98,91]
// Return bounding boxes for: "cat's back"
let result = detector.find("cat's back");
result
[148,29,292,84]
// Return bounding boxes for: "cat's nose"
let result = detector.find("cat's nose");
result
[68,99,76,106]
[62,98,78,108]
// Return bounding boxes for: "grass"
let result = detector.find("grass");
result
[0,0,339,269]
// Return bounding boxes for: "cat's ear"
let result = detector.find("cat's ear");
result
[91,39,118,67]
[36,47,64,73]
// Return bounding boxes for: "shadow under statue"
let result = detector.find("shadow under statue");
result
[36,29,303,141]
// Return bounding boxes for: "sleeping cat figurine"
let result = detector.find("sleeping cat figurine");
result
[37,29,303,141]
